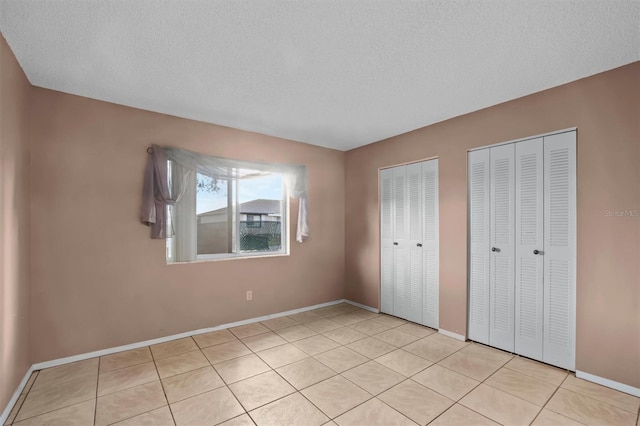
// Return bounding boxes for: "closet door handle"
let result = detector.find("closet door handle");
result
[491,247,499,252]
[417,243,422,247]
[533,249,540,255]
[393,242,398,246]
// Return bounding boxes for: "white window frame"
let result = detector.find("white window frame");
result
[167,173,289,263]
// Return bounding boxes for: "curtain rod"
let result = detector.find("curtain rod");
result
[146,146,153,154]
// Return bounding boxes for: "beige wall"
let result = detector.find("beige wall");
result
[0,35,31,411]
[29,89,345,363]
[345,62,640,388]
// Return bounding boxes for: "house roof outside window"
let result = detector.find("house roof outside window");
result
[198,199,281,217]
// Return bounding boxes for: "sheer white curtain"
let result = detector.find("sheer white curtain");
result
[142,144,310,262]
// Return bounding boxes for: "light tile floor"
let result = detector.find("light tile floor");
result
[5,303,640,425]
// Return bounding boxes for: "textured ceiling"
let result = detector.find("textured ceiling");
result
[1,1,639,151]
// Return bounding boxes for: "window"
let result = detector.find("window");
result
[141,145,308,261]
[166,169,288,263]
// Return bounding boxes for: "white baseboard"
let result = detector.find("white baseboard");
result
[0,366,35,425]
[438,329,466,342]
[344,299,379,313]
[576,370,640,398]
[32,299,346,371]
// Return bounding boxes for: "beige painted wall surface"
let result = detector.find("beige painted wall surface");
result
[29,89,345,363]
[345,62,640,388]
[0,35,31,411]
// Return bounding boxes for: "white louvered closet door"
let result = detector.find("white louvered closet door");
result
[515,138,544,360]
[422,160,439,328]
[489,144,515,352]
[468,149,491,344]
[405,163,423,324]
[393,166,410,320]
[380,168,394,315]
[543,132,576,370]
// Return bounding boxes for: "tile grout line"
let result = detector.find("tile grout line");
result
[93,358,100,426]
[149,342,178,426]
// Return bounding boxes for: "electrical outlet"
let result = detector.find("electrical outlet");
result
[246,290,253,301]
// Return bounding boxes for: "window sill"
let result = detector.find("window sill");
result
[167,252,289,265]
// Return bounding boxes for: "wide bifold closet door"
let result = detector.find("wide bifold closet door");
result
[380,159,439,329]
[468,130,576,371]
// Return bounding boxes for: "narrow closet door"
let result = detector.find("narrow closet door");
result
[543,131,576,371]
[489,144,515,352]
[380,168,394,315]
[393,166,410,320]
[422,159,439,328]
[406,162,423,324]
[515,139,544,360]
[468,149,491,344]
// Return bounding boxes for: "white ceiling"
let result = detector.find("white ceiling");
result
[1,1,638,151]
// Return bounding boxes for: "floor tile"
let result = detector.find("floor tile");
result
[100,347,153,373]
[375,349,432,377]
[350,320,391,336]
[219,414,256,426]
[305,319,342,334]
[16,376,96,422]
[111,406,175,426]
[95,381,167,426]
[503,356,568,386]
[342,361,405,395]
[395,323,437,338]
[275,325,318,342]
[155,350,209,379]
[98,361,158,396]
[561,375,640,413]
[170,387,245,426]
[322,327,367,345]
[31,359,98,392]
[545,388,637,426]
[370,315,407,328]
[193,329,237,348]
[241,332,287,352]
[276,358,337,390]
[229,371,295,411]
[256,343,309,369]
[314,347,368,373]
[438,346,511,381]
[531,408,585,426]
[312,306,344,318]
[301,376,371,418]
[331,313,366,326]
[162,366,225,403]
[403,339,459,362]
[374,329,420,347]
[412,364,479,401]
[12,399,95,426]
[429,404,499,426]
[287,311,323,324]
[202,340,252,364]
[485,367,557,406]
[424,332,469,351]
[230,323,270,339]
[22,371,39,394]
[214,354,271,384]
[459,383,541,425]
[293,335,340,356]
[249,392,328,426]
[260,316,298,331]
[347,337,396,359]
[334,398,415,426]
[150,337,198,360]
[378,380,453,425]
[4,394,25,425]
[352,310,379,320]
